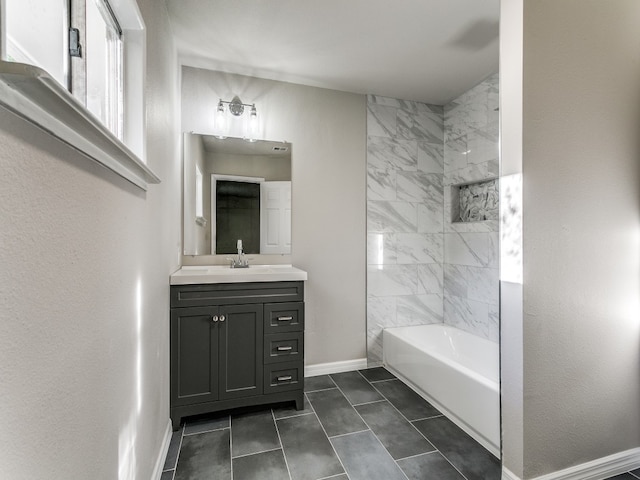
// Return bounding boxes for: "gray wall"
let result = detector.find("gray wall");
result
[181,67,367,366]
[501,0,640,477]
[0,1,181,478]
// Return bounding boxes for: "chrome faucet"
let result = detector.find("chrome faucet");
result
[229,239,249,268]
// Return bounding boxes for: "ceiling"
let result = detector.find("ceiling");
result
[164,0,499,106]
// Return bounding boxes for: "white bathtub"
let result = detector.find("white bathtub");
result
[383,324,500,457]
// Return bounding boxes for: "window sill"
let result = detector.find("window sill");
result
[0,60,160,190]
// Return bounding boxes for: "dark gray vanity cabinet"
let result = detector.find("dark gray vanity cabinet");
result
[170,281,304,429]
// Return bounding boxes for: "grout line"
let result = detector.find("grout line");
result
[367,377,397,384]
[183,425,230,436]
[317,474,348,480]
[327,428,371,439]
[351,399,387,407]
[304,386,338,393]
[394,449,439,462]
[231,446,282,460]
[173,424,185,472]
[409,414,444,423]
[271,409,293,480]
[273,411,315,420]
[629,472,640,479]
[229,418,234,479]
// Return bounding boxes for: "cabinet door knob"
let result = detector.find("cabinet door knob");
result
[212,315,219,322]
[219,315,226,322]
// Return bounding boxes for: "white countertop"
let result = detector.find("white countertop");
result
[170,265,308,285]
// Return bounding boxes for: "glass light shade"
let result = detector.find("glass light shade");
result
[244,104,259,142]
[214,101,228,139]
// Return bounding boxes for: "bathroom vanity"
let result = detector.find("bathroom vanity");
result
[169,265,307,429]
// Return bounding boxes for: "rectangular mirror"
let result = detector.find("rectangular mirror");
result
[183,133,292,256]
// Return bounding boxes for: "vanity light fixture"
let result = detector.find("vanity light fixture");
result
[214,95,260,142]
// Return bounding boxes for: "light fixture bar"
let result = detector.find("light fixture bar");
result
[214,95,261,142]
[219,95,255,117]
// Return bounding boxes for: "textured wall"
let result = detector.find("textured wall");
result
[519,0,640,476]
[443,75,500,342]
[498,0,640,477]
[366,95,445,364]
[181,67,367,366]
[0,1,181,478]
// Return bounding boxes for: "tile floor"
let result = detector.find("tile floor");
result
[162,367,503,480]
[161,367,640,480]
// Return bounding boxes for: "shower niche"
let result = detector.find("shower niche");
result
[451,178,499,223]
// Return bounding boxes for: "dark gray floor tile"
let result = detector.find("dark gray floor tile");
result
[174,429,230,480]
[232,449,290,480]
[397,451,465,480]
[331,430,406,480]
[607,475,637,480]
[273,394,313,419]
[330,371,383,405]
[413,416,500,480]
[307,388,368,437]
[630,469,640,478]
[163,426,183,471]
[184,412,229,435]
[373,379,440,420]
[355,400,435,459]
[304,375,336,392]
[160,471,174,480]
[358,367,396,382]
[277,413,344,480]
[231,410,280,457]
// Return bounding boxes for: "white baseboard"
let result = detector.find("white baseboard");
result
[502,447,640,480]
[152,420,173,480]
[304,358,368,377]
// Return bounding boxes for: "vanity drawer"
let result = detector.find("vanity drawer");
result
[264,332,303,364]
[264,302,304,333]
[264,362,303,393]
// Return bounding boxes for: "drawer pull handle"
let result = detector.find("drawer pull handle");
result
[276,346,293,352]
[276,375,292,382]
[277,316,293,322]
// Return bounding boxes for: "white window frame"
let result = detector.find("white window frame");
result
[75,0,124,139]
[0,0,158,190]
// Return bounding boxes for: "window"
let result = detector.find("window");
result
[4,0,135,142]
[84,0,124,138]
[5,0,69,87]
[0,0,157,189]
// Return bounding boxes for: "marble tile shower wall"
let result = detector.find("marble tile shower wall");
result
[366,95,445,365]
[443,74,500,342]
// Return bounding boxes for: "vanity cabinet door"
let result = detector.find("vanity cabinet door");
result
[170,307,219,407]
[218,304,264,400]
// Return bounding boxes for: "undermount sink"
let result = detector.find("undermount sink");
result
[170,265,308,285]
